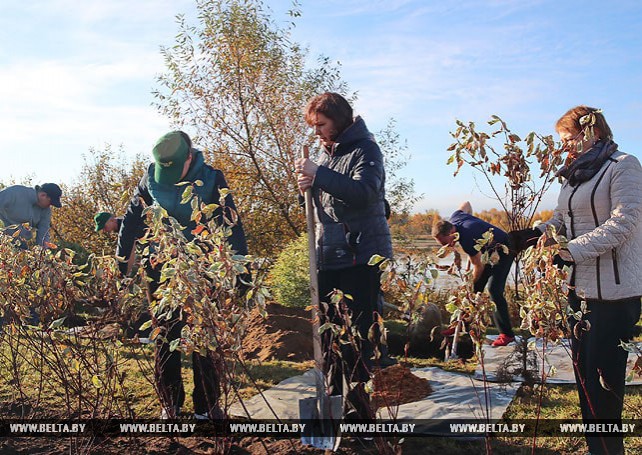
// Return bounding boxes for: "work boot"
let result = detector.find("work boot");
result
[194,406,226,420]
[345,383,373,421]
[160,406,181,419]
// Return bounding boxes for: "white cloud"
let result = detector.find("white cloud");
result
[0,0,191,183]
[0,52,171,184]
[0,58,154,107]
[25,0,193,26]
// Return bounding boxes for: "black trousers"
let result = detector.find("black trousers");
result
[318,264,381,418]
[568,292,641,455]
[474,251,515,337]
[147,264,221,415]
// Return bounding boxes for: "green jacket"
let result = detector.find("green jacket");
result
[116,149,248,275]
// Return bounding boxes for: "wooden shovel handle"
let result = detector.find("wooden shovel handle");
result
[301,145,323,368]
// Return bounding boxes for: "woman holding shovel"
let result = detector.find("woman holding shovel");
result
[296,92,393,420]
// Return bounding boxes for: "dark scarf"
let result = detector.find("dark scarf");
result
[557,140,618,187]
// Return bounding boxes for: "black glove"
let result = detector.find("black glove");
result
[552,254,573,269]
[236,272,252,299]
[508,228,542,254]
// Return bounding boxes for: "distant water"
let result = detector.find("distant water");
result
[392,237,517,290]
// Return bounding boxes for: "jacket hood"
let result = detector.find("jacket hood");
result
[149,148,207,186]
[327,116,376,156]
[182,148,206,181]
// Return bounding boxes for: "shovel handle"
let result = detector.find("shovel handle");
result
[302,145,323,369]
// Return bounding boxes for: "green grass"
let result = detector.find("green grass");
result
[384,318,408,336]
[231,359,312,401]
[0,332,159,418]
[400,356,477,376]
[0,330,311,419]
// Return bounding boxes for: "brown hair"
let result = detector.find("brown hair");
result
[432,219,454,238]
[304,92,353,134]
[555,105,613,141]
[178,130,192,149]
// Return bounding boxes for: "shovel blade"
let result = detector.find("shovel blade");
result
[299,397,318,447]
[299,396,343,451]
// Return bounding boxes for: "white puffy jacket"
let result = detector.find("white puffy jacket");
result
[539,150,642,301]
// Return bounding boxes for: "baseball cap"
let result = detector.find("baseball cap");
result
[152,132,190,185]
[94,212,112,232]
[37,183,62,208]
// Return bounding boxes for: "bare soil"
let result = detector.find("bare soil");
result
[238,302,470,363]
[0,435,384,454]
[371,364,433,409]
[240,303,314,363]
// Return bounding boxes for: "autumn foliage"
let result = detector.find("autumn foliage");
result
[52,145,147,260]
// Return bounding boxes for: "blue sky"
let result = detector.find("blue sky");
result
[2,0,641,214]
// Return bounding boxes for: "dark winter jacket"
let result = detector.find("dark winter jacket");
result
[311,116,393,270]
[116,149,248,275]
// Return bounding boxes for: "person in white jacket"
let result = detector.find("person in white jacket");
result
[538,106,641,455]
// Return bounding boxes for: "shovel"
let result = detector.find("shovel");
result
[298,145,343,452]
[446,313,463,361]
[446,258,471,360]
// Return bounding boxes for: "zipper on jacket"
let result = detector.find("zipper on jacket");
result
[612,249,621,284]
[600,159,620,286]
[589,162,614,299]
[566,184,581,291]
[567,185,581,238]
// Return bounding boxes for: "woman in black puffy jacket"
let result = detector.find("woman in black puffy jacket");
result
[296,92,393,420]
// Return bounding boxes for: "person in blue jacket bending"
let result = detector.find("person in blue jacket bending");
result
[432,201,515,347]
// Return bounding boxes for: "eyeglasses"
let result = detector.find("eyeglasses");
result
[560,130,585,146]
[560,129,591,155]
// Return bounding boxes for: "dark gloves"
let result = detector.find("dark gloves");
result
[239,272,252,295]
[552,254,573,269]
[509,228,574,269]
[508,228,542,254]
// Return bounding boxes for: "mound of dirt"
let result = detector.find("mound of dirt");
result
[371,364,433,409]
[240,303,314,362]
[239,302,472,364]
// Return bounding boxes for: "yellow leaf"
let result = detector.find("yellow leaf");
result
[150,327,161,340]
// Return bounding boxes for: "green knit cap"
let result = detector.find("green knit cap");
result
[94,212,112,232]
